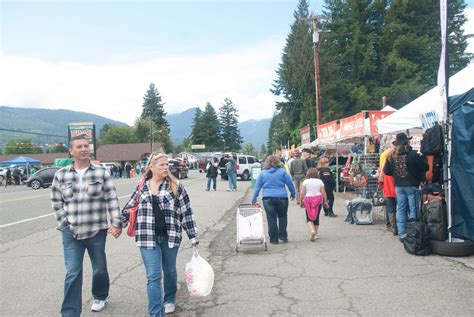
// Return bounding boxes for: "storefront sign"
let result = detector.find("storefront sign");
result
[317,120,338,144]
[68,122,96,155]
[369,111,395,135]
[300,125,311,145]
[339,113,365,138]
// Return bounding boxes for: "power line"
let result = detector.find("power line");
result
[0,128,67,139]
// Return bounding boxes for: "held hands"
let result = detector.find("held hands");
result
[108,226,122,239]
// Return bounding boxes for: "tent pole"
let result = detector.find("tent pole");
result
[445,116,452,242]
[336,142,339,193]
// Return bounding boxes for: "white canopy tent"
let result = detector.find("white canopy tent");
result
[378,63,474,134]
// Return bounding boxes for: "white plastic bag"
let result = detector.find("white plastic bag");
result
[184,250,214,297]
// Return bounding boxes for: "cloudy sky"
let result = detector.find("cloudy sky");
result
[1,0,473,125]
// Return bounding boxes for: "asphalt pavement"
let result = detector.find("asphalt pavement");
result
[0,171,473,316]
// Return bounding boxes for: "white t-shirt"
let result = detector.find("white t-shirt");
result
[76,168,87,194]
[302,178,324,197]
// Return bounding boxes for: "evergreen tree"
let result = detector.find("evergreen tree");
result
[191,107,206,146]
[259,144,267,159]
[270,0,314,147]
[200,102,221,151]
[218,98,243,151]
[242,143,257,157]
[141,82,170,133]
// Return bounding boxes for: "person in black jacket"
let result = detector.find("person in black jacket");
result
[384,133,429,241]
[219,156,227,180]
[317,157,337,217]
[206,157,219,191]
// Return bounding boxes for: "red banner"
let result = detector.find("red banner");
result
[317,120,338,144]
[368,111,395,135]
[339,113,365,138]
[300,125,311,145]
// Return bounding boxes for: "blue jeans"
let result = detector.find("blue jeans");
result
[262,197,289,244]
[227,172,237,190]
[395,186,418,235]
[61,228,109,317]
[140,236,179,317]
[207,176,217,190]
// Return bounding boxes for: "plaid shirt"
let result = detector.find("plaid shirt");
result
[51,163,121,240]
[121,178,198,249]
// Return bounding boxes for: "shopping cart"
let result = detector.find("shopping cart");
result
[236,204,267,252]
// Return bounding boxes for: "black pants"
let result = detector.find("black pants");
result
[323,190,335,215]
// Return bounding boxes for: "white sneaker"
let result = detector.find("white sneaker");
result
[91,299,107,312]
[164,303,175,314]
[226,188,231,192]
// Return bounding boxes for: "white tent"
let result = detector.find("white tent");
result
[378,63,474,134]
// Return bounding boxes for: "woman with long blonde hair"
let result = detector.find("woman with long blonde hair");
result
[121,152,199,316]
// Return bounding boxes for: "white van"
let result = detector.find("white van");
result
[235,154,258,180]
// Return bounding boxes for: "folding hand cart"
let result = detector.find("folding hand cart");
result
[236,204,267,252]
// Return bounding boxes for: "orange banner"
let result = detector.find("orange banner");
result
[368,111,395,135]
[339,113,365,138]
[317,120,338,144]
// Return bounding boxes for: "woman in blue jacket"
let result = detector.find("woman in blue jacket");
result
[252,155,296,244]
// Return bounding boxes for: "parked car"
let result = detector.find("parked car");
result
[169,159,189,179]
[99,162,116,172]
[198,155,220,173]
[26,167,61,189]
[236,154,258,181]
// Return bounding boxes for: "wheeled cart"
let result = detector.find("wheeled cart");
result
[235,204,267,252]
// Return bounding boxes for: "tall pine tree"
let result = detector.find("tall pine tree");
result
[200,102,221,151]
[140,83,172,152]
[218,98,243,152]
[191,107,206,146]
[141,83,170,132]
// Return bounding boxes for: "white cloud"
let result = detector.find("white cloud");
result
[0,37,285,125]
[464,7,474,53]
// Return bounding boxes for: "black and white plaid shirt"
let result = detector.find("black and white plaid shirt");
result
[51,163,121,240]
[121,178,198,249]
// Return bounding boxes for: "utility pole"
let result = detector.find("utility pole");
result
[150,118,153,153]
[312,15,322,126]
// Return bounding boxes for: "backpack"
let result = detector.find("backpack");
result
[420,124,444,155]
[423,199,447,241]
[403,221,431,255]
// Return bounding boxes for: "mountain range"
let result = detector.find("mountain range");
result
[0,106,270,150]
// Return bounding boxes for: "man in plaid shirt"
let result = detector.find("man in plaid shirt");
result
[51,134,122,316]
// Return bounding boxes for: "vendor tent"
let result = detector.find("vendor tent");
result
[0,156,41,166]
[378,63,474,134]
[448,88,474,240]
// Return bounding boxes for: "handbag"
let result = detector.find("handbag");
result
[127,178,146,237]
[351,173,368,187]
[372,188,386,206]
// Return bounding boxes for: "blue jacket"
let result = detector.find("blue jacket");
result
[251,167,296,204]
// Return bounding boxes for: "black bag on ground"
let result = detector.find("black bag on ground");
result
[423,199,447,241]
[404,221,431,255]
[344,198,373,225]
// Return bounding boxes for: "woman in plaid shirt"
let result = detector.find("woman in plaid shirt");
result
[121,153,199,316]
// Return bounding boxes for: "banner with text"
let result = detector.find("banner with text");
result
[317,120,338,144]
[339,113,365,139]
[368,111,395,135]
[300,125,311,145]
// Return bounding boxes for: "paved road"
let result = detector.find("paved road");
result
[1,170,473,316]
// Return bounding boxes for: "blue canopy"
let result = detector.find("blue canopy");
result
[449,88,474,240]
[0,156,42,166]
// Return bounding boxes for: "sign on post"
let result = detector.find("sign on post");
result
[68,122,96,157]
